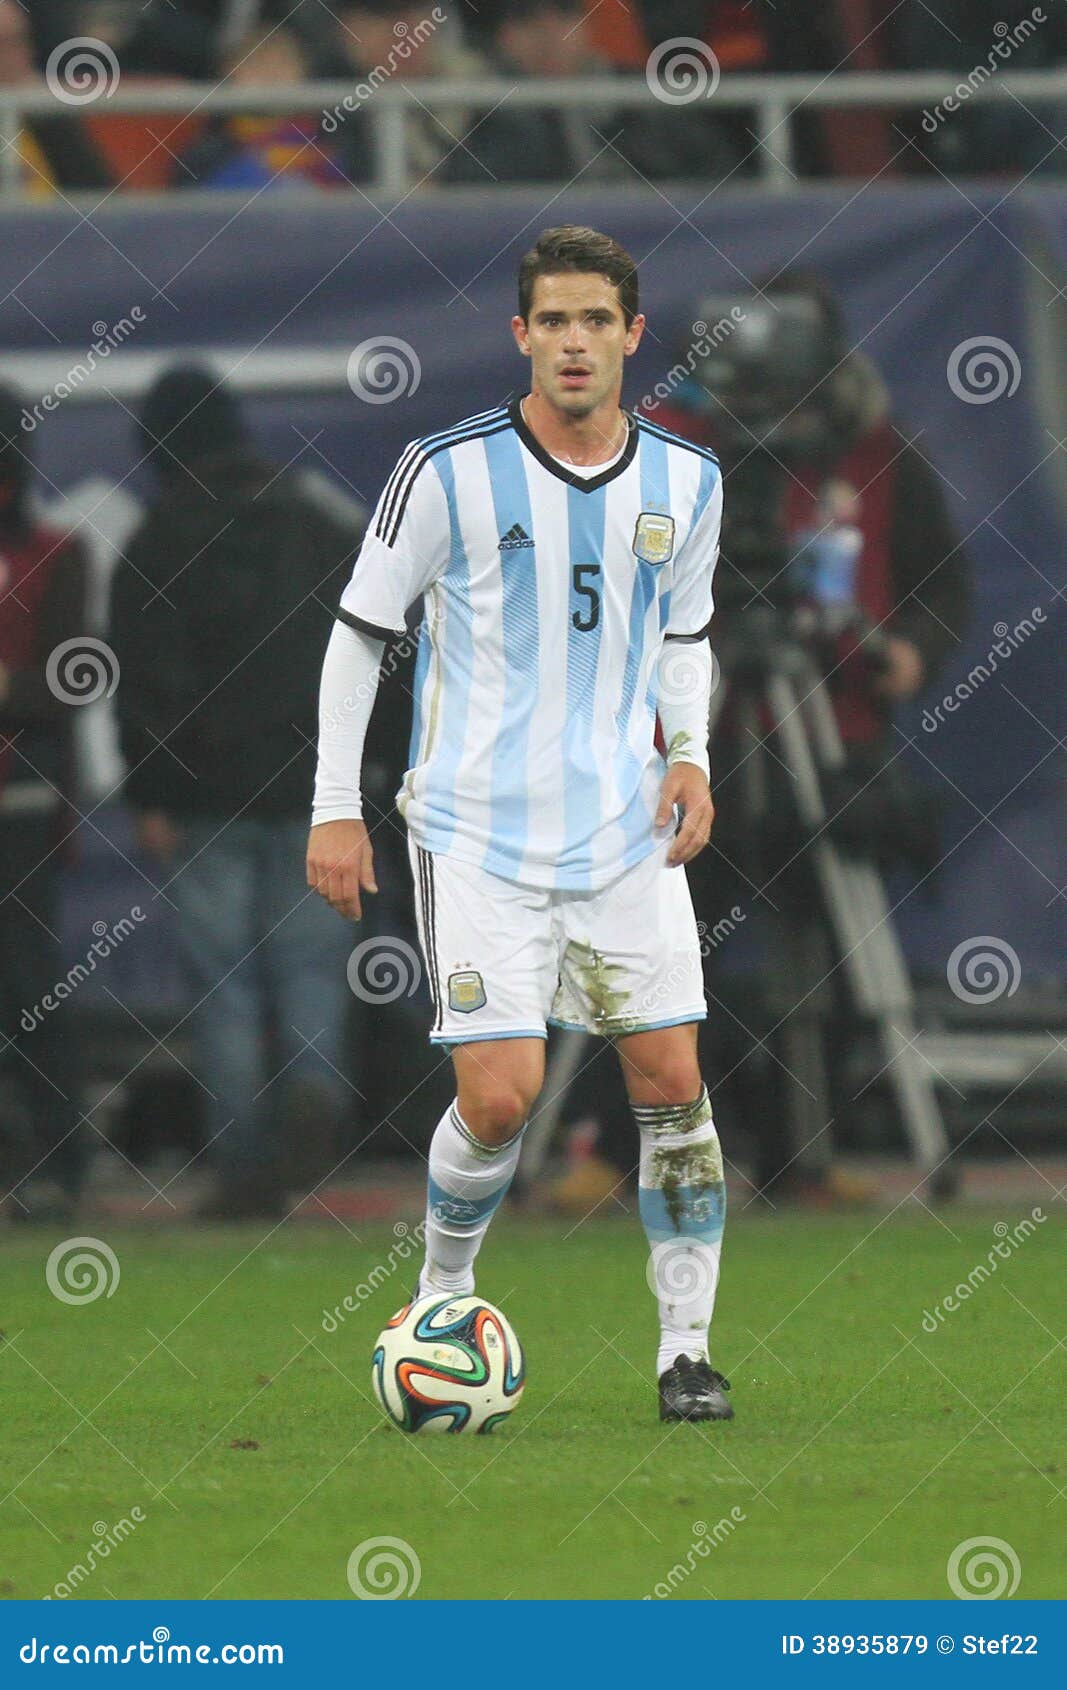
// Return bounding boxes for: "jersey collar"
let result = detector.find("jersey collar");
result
[508,395,639,492]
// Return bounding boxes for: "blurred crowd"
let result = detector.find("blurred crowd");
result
[3,0,1065,194]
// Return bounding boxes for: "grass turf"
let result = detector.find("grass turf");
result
[0,1208,1062,1601]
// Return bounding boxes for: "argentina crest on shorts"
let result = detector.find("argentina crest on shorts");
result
[448,969,487,1013]
[632,511,675,565]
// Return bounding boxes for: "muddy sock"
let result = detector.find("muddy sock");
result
[418,1101,524,1298]
[634,1084,726,1376]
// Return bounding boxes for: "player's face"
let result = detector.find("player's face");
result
[512,274,645,417]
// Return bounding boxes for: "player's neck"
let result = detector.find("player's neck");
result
[520,391,628,466]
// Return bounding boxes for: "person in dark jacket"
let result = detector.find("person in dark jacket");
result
[0,384,89,1217]
[109,365,365,1217]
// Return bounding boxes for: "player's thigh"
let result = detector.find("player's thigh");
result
[555,846,707,1045]
[615,1020,701,1107]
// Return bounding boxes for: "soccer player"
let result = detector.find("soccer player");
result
[307,226,730,1422]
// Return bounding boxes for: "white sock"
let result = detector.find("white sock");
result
[634,1084,726,1377]
[417,1100,524,1298]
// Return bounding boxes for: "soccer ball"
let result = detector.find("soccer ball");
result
[372,1294,525,1434]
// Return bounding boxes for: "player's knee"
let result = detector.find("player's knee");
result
[457,1083,530,1147]
[628,1058,704,1110]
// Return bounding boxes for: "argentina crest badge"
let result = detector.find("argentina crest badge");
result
[632,511,675,566]
[448,969,487,1014]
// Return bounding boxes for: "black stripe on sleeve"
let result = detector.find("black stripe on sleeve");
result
[664,623,712,644]
[336,607,402,643]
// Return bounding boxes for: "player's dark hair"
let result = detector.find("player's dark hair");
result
[518,227,639,329]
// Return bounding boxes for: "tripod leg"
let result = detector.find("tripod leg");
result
[763,670,952,1183]
[515,1027,592,1190]
[773,918,834,1187]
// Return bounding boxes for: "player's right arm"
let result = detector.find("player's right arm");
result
[307,443,449,919]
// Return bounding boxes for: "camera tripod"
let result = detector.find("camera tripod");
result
[523,617,955,1199]
[703,620,954,1194]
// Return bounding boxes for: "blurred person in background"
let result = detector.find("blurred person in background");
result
[444,0,726,184]
[0,386,89,1221]
[0,0,112,192]
[76,0,216,78]
[174,24,345,188]
[894,0,1067,179]
[464,0,645,64]
[108,366,363,1219]
[328,1,490,186]
[65,2,344,83]
[636,0,844,177]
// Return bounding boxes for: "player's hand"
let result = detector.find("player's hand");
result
[307,819,378,920]
[656,764,715,866]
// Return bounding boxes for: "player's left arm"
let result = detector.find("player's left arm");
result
[655,461,723,867]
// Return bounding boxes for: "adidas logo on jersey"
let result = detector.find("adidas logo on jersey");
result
[498,523,534,550]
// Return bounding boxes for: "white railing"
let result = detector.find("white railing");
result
[1,70,1065,198]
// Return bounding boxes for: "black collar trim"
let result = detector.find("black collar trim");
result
[508,395,639,492]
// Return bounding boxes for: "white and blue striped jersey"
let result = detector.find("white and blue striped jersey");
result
[338,396,721,892]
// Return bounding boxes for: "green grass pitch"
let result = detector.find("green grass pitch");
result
[1,1209,1062,1601]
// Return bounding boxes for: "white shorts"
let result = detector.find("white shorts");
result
[407,835,707,1049]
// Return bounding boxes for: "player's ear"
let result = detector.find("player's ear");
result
[624,313,647,357]
[511,314,532,357]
